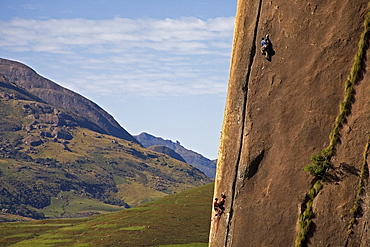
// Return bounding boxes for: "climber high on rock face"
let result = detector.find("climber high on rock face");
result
[260,34,271,58]
[261,34,276,62]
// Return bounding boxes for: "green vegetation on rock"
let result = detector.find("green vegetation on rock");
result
[345,139,370,241]
[296,3,370,246]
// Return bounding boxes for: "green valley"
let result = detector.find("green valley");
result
[0,183,213,247]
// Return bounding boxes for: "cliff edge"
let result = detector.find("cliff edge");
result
[210,0,370,246]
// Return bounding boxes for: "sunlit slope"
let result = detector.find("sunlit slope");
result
[0,183,213,247]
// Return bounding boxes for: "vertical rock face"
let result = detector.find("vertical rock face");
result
[210,0,370,246]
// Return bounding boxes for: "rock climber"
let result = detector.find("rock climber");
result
[260,34,270,56]
[214,198,219,216]
[213,193,226,234]
[217,194,226,217]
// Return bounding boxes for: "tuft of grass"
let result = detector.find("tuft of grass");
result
[304,152,332,178]
[307,180,323,200]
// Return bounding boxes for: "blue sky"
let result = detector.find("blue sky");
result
[0,0,236,159]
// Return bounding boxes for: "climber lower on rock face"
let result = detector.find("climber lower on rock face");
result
[213,194,226,220]
[218,194,226,217]
[214,198,219,216]
[213,193,226,234]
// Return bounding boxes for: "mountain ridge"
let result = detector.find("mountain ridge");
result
[146,145,187,163]
[135,132,217,179]
[0,58,139,144]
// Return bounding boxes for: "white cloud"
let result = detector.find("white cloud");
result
[0,16,234,97]
[20,4,43,11]
[1,17,233,51]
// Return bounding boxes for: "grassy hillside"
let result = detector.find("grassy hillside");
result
[0,183,214,247]
[0,75,211,220]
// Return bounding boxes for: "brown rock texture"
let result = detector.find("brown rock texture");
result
[210,0,370,246]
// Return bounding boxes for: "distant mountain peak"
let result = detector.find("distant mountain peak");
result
[135,132,216,179]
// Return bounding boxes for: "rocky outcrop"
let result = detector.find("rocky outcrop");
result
[24,136,43,147]
[0,75,43,102]
[19,101,105,142]
[0,59,139,144]
[52,127,73,140]
[210,0,370,246]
